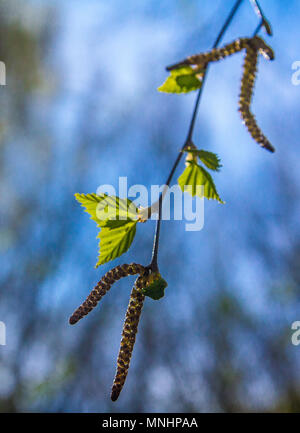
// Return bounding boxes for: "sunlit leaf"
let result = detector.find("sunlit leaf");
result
[96,222,137,267]
[178,161,224,203]
[186,149,222,171]
[75,193,107,227]
[76,193,139,266]
[158,66,203,94]
[75,193,138,227]
[96,195,138,224]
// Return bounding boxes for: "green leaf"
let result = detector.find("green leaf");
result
[75,193,138,227]
[96,195,138,224]
[76,193,139,267]
[102,219,132,229]
[96,221,137,267]
[186,149,222,171]
[158,66,203,94]
[178,162,224,203]
[75,193,107,226]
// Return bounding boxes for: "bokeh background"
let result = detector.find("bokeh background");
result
[0,0,300,413]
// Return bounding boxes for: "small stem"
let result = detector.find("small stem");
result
[186,0,244,144]
[253,19,264,37]
[249,0,273,35]
[150,0,244,270]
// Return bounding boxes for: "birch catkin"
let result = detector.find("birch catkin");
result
[167,36,275,152]
[69,263,145,325]
[111,274,146,402]
[167,38,250,72]
[238,37,275,152]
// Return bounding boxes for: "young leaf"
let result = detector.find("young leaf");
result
[75,193,138,227]
[75,193,107,226]
[158,66,203,94]
[76,193,139,266]
[96,222,137,267]
[102,219,133,229]
[96,195,138,223]
[178,161,224,203]
[186,149,222,171]
[142,275,168,300]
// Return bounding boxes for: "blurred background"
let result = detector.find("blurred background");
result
[0,0,300,413]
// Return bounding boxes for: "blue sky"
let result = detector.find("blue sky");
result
[1,0,300,412]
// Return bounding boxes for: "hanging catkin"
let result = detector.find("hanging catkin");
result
[69,263,145,325]
[167,38,250,72]
[111,274,146,401]
[238,38,275,152]
[167,36,275,152]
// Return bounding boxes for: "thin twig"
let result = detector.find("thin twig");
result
[150,0,244,270]
[249,0,272,35]
[253,19,264,37]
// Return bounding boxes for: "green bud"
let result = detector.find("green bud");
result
[142,274,168,300]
